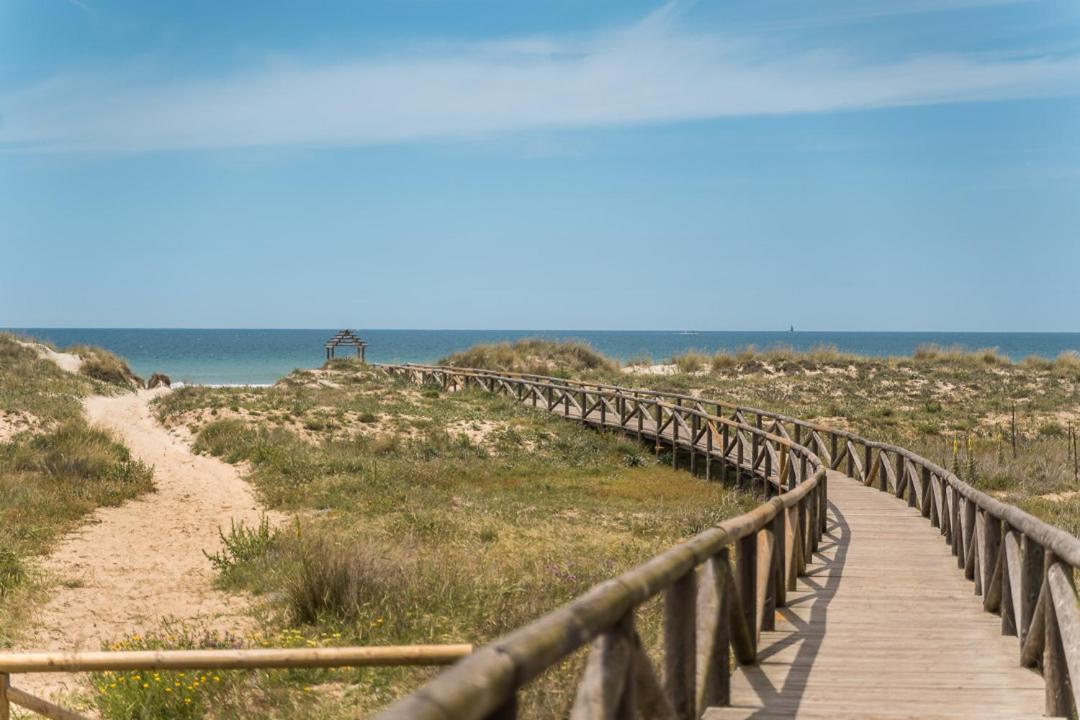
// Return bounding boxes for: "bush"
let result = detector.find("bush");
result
[204,517,276,580]
[14,422,152,483]
[440,339,616,375]
[284,526,411,625]
[672,352,708,374]
[0,550,24,597]
[71,345,142,388]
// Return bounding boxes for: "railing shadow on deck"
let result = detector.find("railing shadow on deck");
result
[736,502,850,718]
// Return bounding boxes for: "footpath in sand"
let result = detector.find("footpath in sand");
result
[19,388,274,699]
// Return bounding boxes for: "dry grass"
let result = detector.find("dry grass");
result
[70,345,144,388]
[671,351,709,374]
[151,363,752,716]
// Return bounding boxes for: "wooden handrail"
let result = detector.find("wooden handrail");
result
[375,363,1080,718]
[0,645,473,673]
[0,644,472,720]
[374,364,828,719]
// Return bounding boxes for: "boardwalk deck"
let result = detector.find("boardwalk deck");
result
[376,366,1076,720]
[705,469,1046,719]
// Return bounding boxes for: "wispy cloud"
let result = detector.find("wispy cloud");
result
[3,4,1079,153]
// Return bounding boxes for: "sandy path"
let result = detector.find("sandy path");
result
[19,389,273,699]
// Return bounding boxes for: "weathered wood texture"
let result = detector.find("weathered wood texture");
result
[376,364,827,720]
[374,364,1080,720]
[704,471,1045,719]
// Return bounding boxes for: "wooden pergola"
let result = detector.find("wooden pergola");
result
[325,329,367,362]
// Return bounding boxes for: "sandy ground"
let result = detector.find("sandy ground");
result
[17,389,275,701]
[17,339,83,373]
[622,363,678,376]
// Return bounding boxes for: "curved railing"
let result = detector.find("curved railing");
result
[377,363,827,719]
[375,363,1080,718]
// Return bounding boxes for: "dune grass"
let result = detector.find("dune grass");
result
[622,343,1080,521]
[151,363,752,717]
[70,344,144,388]
[439,338,617,376]
[0,334,153,645]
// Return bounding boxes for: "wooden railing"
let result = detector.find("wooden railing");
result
[376,364,829,719]
[0,645,471,720]
[377,363,1080,719]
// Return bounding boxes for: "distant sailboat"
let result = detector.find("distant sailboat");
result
[790,325,795,333]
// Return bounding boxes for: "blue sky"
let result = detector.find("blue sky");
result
[2,0,1078,330]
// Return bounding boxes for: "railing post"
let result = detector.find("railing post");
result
[981,512,1001,611]
[763,445,772,498]
[672,400,681,469]
[664,570,697,720]
[1001,525,1018,637]
[1044,555,1071,717]
[705,423,713,481]
[571,614,637,720]
[819,474,828,535]
[1020,535,1045,646]
[636,397,643,441]
[0,672,9,720]
[865,446,876,490]
[772,508,787,609]
[696,548,731,712]
[737,533,758,658]
[950,486,962,565]
[761,528,776,632]
[655,403,663,456]
[923,467,935,523]
[690,414,699,475]
[963,500,978,582]
[751,432,759,481]
[721,425,730,482]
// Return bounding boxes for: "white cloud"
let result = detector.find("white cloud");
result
[3,4,1079,153]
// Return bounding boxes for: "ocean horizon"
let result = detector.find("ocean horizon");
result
[6,328,1080,386]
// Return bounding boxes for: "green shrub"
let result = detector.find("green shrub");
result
[204,517,276,581]
[0,550,24,597]
[1039,421,1066,438]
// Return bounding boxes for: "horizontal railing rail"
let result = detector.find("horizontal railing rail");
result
[376,363,1080,718]
[374,363,829,720]
[0,643,471,720]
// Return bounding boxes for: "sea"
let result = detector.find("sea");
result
[5,328,1080,386]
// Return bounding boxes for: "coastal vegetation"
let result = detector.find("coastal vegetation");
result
[150,363,751,716]
[447,338,1080,532]
[440,338,617,376]
[0,334,152,644]
[9,333,1079,717]
[71,344,144,388]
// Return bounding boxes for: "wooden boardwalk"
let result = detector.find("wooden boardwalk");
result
[706,469,1046,719]
[376,366,1080,720]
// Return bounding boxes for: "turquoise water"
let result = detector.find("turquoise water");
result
[6,328,1080,386]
